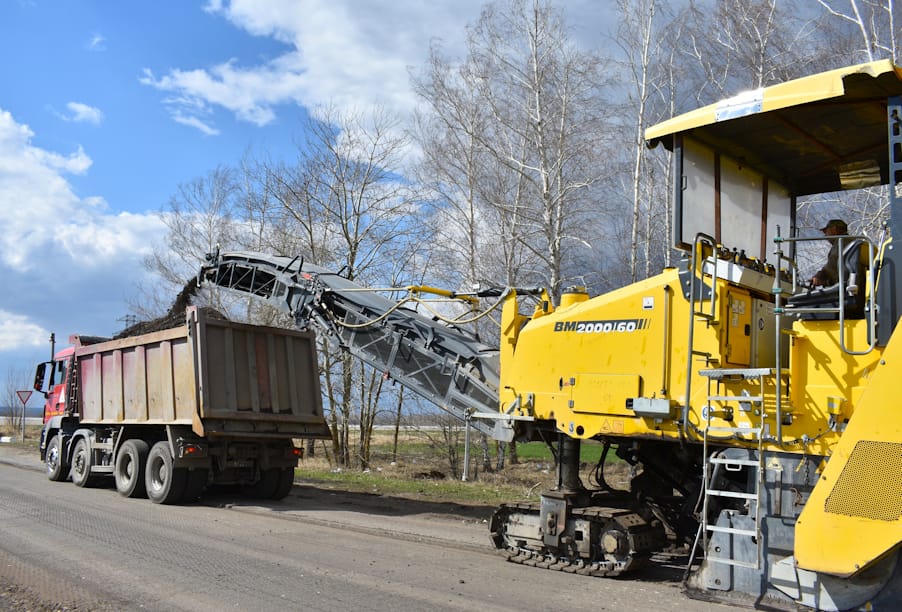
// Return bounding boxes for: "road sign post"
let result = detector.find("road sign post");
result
[16,390,32,442]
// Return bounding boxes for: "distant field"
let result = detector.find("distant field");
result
[341,428,611,464]
[297,428,627,505]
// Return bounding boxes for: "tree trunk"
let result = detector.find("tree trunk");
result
[392,388,404,463]
[480,435,492,473]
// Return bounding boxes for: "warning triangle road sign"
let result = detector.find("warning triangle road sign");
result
[16,390,32,405]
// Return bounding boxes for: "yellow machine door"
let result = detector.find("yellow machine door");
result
[723,287,751,367]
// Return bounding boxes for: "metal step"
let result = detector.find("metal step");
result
[707,394,763,403]
[705,556,759,569]
[706,524,757,538]
[700,367,790,381]
[704,425,762,435]
[708,457,759,467]
[705,489,758,501]
[699,367,774,380]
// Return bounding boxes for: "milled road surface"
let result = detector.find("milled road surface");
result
[0,446,732,612]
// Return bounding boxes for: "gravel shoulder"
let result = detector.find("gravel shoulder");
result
[0,443,706,612]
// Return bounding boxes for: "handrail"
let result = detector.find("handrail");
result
[777,233,877,355]
[772,229,878,445]
[660,285,673,397]
[682,233,719,441]
[773,229,787,444]
[691,234,719,321]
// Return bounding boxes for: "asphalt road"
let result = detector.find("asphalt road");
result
[0,447,733,612]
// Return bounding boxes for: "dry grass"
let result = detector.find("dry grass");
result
[295,430,632,505]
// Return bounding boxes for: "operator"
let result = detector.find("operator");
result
[810,218,847,287]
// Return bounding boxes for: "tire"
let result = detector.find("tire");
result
[45,434,69,482]
[241,468,280,499]
[271,467,295,500]
[71,438,96,488]
[115,439,150,498]
[145,441,187,504]
[181,468,209,503]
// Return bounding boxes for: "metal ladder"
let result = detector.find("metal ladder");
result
[697,367,771,570]
[65,359,79,416]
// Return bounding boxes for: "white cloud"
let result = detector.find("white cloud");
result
[0,310,48,352]
[172,111,220,136]
[203,0,224,14]
[0,108,165,271]
[65,102,104,125]
[0,107,169,381]
[87,33,106,52]
[142,1,613,136]
[141,62,291,127]
[141,0,483,132]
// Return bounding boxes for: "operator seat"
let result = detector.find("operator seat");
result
[786,239,870,320]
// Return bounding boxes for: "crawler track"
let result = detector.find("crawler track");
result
[490,501,665,577]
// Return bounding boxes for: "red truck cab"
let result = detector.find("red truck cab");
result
[33,346,73,422]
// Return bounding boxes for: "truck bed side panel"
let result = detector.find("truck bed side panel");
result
[78,326,195,425]
[74,309,330,439]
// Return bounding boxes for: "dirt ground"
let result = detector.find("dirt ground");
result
[0,425,640,612]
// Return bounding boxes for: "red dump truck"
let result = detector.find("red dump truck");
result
[33,307,331,504]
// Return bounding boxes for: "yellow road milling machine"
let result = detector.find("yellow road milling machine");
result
[200,60,902,610]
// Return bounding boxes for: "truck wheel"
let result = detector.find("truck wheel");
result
[115,440,150,498]
[71,438,96,488]
[45,434,69,482]
[181,468,209,503]
[271,467,295,500]
[145,442,187,504]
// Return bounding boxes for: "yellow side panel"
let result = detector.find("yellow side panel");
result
[795,326,902,576]
[570,373,641,415]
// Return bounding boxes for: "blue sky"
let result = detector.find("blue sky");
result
[0,0,609,410]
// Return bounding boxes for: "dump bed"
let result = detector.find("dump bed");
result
[74,307,330,439]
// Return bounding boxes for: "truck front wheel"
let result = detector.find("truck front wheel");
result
[45,434,69,482]
[145,442,187,504]
[115,439,150,498]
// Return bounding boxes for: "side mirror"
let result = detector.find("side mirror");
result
[33,362,49,394]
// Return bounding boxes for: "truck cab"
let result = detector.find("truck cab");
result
[33,346,73,423]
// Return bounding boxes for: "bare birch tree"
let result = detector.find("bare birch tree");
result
[136,165,243,319]
[682,0,820,105]
[2,366,31,436]
[615,0,665,282]
[817,0,899,63]
[255,106,423,468]
[415,0,609,299]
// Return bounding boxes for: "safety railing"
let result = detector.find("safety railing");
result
[681,233,719,441]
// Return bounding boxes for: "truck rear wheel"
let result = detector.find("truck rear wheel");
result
[115,439,150,498]
[71,438,97,488]
[145,442,187,504]
[45,434,69,482]
[271,467,295,500]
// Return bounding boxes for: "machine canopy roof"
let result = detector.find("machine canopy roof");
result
[646,60,902,197]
